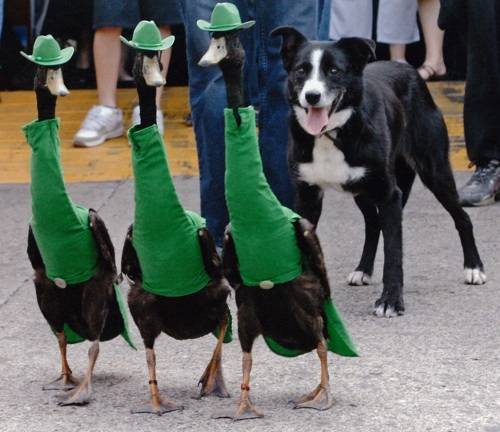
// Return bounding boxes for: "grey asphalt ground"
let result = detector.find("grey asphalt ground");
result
[0,172,499,432]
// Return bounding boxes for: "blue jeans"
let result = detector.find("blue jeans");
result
[177,0,319,246]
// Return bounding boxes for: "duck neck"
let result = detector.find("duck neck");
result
[35,67,56,121]
[219,33,245,109]
[133,52,157,129]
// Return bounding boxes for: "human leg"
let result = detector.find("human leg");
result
[253,0,319,209]
[458,0,500,204]
[177,0,229,245]
[418,0,446,80]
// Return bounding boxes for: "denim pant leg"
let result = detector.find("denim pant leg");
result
[252,0,319,209]
[177,0,229,246]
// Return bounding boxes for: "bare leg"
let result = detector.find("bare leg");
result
[292,340,333,410]
[57,341,99,406]
[155,26,173,108]
[131,347,183,415]
[418,0,446,79]
[213,352,263,421]
[119,44,133,82]
[43,332,79,391]
[389,44,407,63]
[76,28,91,70]
[94,27,122,107]
[196,319,230,398]
[232,352,263,420]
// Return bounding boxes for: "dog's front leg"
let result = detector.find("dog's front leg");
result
[295,181,324,227]
[374,188,405,318]
[347,195,380,286]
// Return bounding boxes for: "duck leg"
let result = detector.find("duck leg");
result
[43,332,79,391]
[291,340,333,411]
[131,347,183,415]
[214,351,264,421]
[196,319,230,399]
[56,341,99,406]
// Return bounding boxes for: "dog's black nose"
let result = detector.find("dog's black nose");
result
[305,91,321,105]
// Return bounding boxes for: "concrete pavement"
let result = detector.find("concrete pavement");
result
[0,173,499,432]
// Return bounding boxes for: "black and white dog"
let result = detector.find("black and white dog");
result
[272,27,486,318]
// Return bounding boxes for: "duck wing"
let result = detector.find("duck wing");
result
[221,226,242,287]
[197,227,223,280]
[27,225,44,270]
[293,218,331,298]
[89,209,116,275]
[121,224,142,284]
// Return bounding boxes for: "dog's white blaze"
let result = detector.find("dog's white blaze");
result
[198,37,227,66]
[299,49,326,107]
[299,133,366,190]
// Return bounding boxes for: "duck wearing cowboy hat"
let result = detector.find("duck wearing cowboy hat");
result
[21,35,134,406]
[197,3,358,420]
[120,20,233,416]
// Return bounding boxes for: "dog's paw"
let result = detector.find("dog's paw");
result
[373,295,405,318]
[464,267,487,285]
[347,271,371,286]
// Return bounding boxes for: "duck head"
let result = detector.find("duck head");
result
[35,66,69,97]
[198,31,243,69]
[133,50,165,87]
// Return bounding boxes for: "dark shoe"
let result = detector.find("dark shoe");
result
[458,160,500,206]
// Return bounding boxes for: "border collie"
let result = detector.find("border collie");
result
[271,27,486,318]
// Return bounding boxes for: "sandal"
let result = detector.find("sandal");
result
[418,64,447,82]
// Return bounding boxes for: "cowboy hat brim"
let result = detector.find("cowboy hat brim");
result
[20,46,74,66]
[196,19,255,32]
[120,35,175,51]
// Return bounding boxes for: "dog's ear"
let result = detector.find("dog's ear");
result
[271,26,308,72]
[335,38,376,74]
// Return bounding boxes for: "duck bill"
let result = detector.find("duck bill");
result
[143,55,165,87]
[46,68,69,96]
[198,36,227,67]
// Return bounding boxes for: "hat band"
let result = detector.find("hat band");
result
[132,40,164,47]
[34,54,63,62]
[205,22,243,29]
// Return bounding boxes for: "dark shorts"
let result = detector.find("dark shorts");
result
[93,0,181,29]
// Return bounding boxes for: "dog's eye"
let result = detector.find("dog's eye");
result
[329,68,338,75]
[295,67,306,76]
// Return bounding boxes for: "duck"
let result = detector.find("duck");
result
[196,3,359,421]
[22,35,134,406]
[120,21,232,416]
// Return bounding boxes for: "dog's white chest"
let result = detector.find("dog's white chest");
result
[298,135,366,190]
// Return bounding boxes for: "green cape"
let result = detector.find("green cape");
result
[23,119,98,285]
[24,119,134,348]
[128,125,211,297]
[224,107,357,357]
[224,107,303,286]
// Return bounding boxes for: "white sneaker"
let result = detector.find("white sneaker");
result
[131,105,165,135]
[73,105,124,148]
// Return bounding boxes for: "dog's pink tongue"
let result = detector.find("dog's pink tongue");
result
[305,107,329,136]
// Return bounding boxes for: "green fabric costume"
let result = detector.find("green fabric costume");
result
[224,106,358,357]
[128,124,232,342]
[129,125,211,297]
[24,119,98,284]
[23,118,134,348]
[224,108,303,286]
